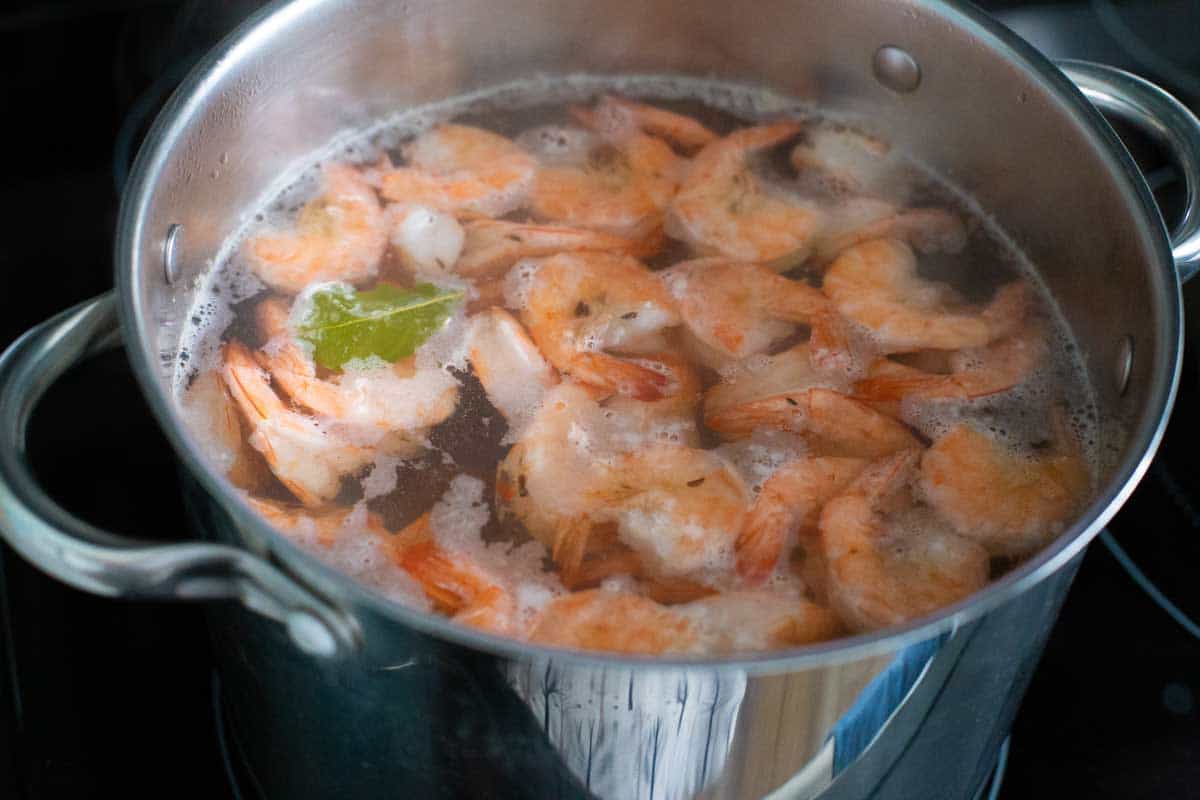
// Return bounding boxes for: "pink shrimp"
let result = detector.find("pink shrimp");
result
[667,122,825,269]
[517,252,682,400]
[378,124,537,218]
[245,163,387,294]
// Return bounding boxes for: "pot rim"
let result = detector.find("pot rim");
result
[115,0,1182,671]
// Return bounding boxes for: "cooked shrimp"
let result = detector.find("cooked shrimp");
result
[710,390,918,459]
[518,252,682,400]
[378,124,536,218]
[588,443,751,580]
[662,257,852,372]
[495,383,611,570]
[248,499,436,608]
[552,523,718,604]
[466,276,509,313]
[530,588,840,655]
[527,101,688,243]
[530,590,698,654]
[498,389,736,581]
[677,590,844,653]
[247,497,389,548]
[466,307,558,430]
[387,203,465,278]
[245,163,387,294]
[702,344,841,418]
[854,326,1045,412]
[736,456,866,584]
[455,219,645,280]
[582,95,717,154]
[221,341,373,507]
[600,351,702,449]
[791,539,831,606]
[820,450,989,632]
[790,125,897,197]
[919,423,1090,557]
[823,239,1029,353]
[789,130,965,262]
[704,345,920,457]
[392,513,518,635]
[180,370,272,492]
[254,297,459,441]
[813,199,967,265]
[667,122,825,269]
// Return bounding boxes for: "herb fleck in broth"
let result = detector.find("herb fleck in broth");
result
[175,76,1102,656]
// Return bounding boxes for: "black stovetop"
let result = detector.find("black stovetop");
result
[1,2,1198,797]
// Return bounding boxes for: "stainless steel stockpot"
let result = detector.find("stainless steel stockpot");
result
[2,1,1199,798]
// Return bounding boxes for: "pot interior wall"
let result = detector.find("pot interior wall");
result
[127,0,1171,574]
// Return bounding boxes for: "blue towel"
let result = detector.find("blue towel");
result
[830,635,947,775]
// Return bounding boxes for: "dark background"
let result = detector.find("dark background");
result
[0,1,1198,797]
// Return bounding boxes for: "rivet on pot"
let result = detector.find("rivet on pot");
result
[163,223,183,285]
[1115,335,1134,396]
[873,45,921,93]
[286,609,339,657]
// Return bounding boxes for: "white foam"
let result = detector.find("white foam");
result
[282,502,431,611]
[716,431,809,497]
[340,355,392,373]
[600,574,640,594]
[414,300,471,374]
[426,475,566,624]
[430,474,491,550]
[502,258,543,311]
[361,453,403,500]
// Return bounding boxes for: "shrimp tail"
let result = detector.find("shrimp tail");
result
[392,513,474,612]
[814,208,967,265]
[855,372,1009,403]
[724,120,805,152]
[551,516,594,581]
[855,373,958,403]
[561,547,643,590]
[393,513,516,634]
[856,328,1044,403]
[735,508,789,584]
[222,342,324,508]
[568,352,672,401]
[735,462,811,585]
[639,576,719,605]
[222,341,280,423]
[399,539,475,613]
[457,220,643,279]
[761,275,854,373]
[845,449,922,506]
[452,589,515,634]
[578,95,719,153]
[707,389,919,458]
[807,312,856,375]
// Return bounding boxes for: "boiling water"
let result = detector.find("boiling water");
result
[174,75,1105,633]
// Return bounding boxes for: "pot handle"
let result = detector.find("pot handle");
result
[1058,60,1200,283]
[0,292,361,656]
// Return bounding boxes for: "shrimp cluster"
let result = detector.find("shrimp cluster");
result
[183,92,1096,655]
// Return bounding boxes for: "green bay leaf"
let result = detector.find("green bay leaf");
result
[297,282,464,371]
